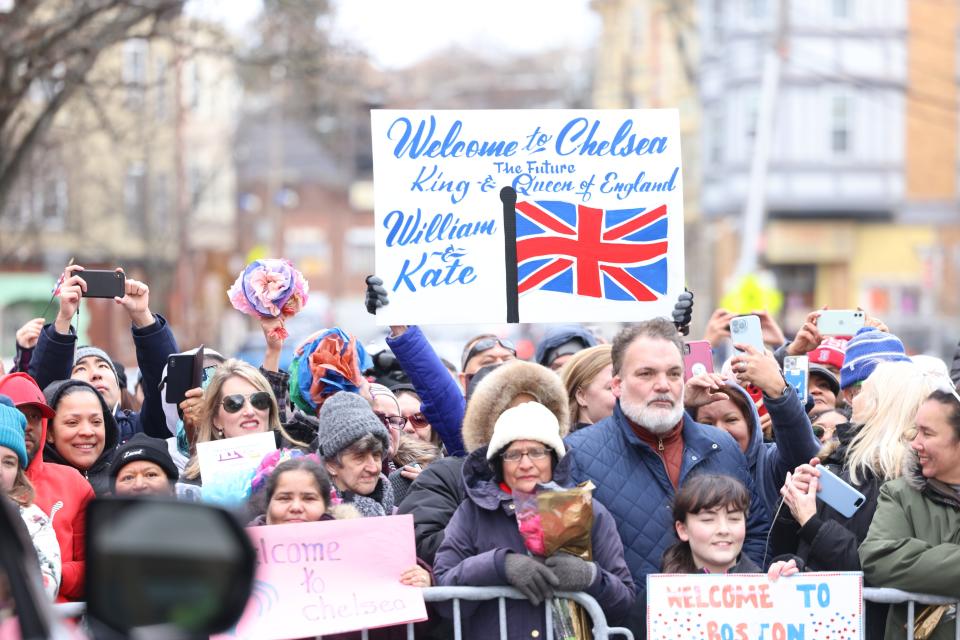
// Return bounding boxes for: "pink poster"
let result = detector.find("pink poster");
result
[219,515,427,639]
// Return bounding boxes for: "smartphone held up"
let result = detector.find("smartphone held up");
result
[81,269,126,299]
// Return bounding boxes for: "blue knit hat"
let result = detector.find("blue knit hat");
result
[0,395,28,468]
[840,327,911,390]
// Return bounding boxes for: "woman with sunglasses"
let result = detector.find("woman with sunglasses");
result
[434,401,634,639]
[181,359,305,483]
[395,387,443,449]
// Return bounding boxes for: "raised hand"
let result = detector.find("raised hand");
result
[15,318,45,349]
[116,272,155,328]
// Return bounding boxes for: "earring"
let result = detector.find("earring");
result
[215,426,224,438]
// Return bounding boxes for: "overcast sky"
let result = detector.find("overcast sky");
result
[188,0,598,69]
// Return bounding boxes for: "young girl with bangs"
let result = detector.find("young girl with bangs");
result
[662,474,798,578]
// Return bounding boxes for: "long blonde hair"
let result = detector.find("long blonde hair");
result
[559,345,613,431]
[845,361,942,485]
[7,466,36,507]
[183,359,303,480]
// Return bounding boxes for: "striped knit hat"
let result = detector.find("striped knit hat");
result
[839,327,910,390]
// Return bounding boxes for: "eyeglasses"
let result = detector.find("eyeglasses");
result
[461,337,516,370]
[375,411,406,430]
[500,446,551,462]
[405,412,430,430]
[221,392,272,414]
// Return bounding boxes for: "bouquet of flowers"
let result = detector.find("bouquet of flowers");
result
[513,481,596,640]
[289,328,371,414]
[227,259,309,341]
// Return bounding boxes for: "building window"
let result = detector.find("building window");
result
[709,112,724,164]
[746,0,767,19]
[124,163,147,233]
[832,0,851,19]
[40,174,67,229]
[712,0,723,43]
[345,227,374,275]
[185,61,201,110]
[154,55,168,120]
[122,39,148,109]
[153,172,170,227]
[831,94,851,154]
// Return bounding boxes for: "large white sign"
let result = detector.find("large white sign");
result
[647,572,863,640]
[371,109,685,324]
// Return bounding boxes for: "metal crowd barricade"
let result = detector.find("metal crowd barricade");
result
[863,587,960,640]
[54,588,635,640]
[417,586,634,640]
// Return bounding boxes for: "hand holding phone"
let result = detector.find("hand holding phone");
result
[816,310,864,337]
[81,269,126,299]
[814,465,866,518]
[165,346,205,406]
[683,340,714,381]
[730,315,764,352]
[783,356,809,400]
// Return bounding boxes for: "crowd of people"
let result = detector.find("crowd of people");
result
[1,264,960,639]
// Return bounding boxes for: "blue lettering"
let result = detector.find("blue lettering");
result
[382,210,497,248]
[795,584,816,608]
[817,583,829,607]
[392,253,477,293]
[555,118,669,157]
[388,116,518,160]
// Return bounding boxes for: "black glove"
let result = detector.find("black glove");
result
[503,553,559,606]
[672,288,694,336]
[364,275,389,315]
[545,552,597,592]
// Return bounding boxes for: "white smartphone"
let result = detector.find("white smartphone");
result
[783,356,809,400]
[729,315,764,352]
[817,310,865,337]
[816,466,866,518]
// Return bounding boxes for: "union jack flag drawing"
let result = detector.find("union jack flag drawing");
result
[514,200,668,302]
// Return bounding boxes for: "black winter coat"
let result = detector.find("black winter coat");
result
[395,456,464,565]
[766,422,888,638]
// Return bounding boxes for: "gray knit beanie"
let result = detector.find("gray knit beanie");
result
[316,391,390,459]
[74,345,119,386]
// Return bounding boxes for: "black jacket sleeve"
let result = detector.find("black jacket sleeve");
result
[396,457,465,566]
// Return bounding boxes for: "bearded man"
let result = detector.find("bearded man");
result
[564,317,769,632]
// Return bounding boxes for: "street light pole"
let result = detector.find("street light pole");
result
[735,0,789,279]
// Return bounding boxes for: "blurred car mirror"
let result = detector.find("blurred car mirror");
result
[85,498,255,636]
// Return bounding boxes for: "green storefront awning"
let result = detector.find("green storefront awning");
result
[0,273,56,306]
[0,272,89,344]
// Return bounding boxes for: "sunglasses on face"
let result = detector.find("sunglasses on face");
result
[461,337,517,370]
[406,412,430,429]
[221,392,272,414]
[374,411,406,430]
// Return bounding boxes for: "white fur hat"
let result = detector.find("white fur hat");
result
[486,401,566,460]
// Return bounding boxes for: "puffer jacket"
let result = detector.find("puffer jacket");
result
[29,315,178,441]
[396,360,568,565]
[42,379,119,496]
[723,381,821,518]
[387,325,465,456]
[434,448,635,639]
[860,452,960,640]
[564,403,770,590]
[767,422,882,572]
[767,421,888,638]
[0,372,94,602]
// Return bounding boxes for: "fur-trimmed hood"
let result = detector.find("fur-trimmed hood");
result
[903,450,960,510]
[461,360,569,453]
